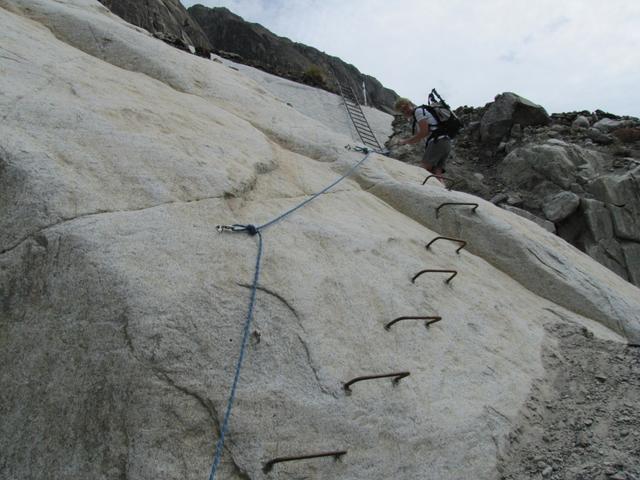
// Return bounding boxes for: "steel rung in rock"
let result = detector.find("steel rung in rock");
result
[263,450,347,473]
[411,269,458,284]
[343,372,410,393]
[385,316,442,330]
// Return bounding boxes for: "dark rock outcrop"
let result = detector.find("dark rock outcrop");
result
[480,92,550,145]
[187,4,398,112]
[98,0,211,51]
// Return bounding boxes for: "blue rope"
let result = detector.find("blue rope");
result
[208,228,262,480]
[257,150,372,232]
[208,148,373,479]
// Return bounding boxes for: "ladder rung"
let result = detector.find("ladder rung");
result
[352,119,373,128]
[355,128,375,138]
[352,120,372,129]
[359,134,378,143]
[358,133,378,142]
[347,111,367,120]
[349,112,367,120]
[357,129,377,137]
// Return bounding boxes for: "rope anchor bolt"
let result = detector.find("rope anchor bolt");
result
[216,224,258,235]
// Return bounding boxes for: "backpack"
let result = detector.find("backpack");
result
[412,89,462,139]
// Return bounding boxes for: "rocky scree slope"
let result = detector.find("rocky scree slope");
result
[1,1,640,480]
[388,92,640,287]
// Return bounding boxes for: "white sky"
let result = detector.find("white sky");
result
[184,0,640,116]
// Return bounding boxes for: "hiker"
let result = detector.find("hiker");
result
[395,97,452,183]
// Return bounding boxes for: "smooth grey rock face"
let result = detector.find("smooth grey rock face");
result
[1,2,640,480]
[543,191,581,222]
[480,92,550,144]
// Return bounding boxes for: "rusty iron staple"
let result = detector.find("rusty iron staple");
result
[422,174,457,190]
[343,372,410,393]
[384,316,442,330]
[425,236,467,254]
[436,202,478,218]
[411,269,457,284]
[263,450,347,473]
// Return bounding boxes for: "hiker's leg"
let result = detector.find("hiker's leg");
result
[421,160,434,173]
[433,166,446,185]
[430,138,452,186]
[422,145,435,173]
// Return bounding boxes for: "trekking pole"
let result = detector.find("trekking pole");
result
[430,88,449,108]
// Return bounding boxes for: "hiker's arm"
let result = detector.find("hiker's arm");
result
[400,119,430,145]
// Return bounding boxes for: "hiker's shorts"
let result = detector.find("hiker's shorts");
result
[423,136,451,171]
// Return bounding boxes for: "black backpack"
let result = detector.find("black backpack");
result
[412,89,462,139]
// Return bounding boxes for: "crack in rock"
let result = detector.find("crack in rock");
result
[526,247,568,279]
[156,371,218,427]
[0,194,225,257]
[237,283,334,397]
[119,315,255,478]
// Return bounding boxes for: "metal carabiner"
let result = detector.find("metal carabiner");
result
[216,224,244,233]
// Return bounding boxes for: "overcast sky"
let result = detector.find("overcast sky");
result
[184,0,640,116]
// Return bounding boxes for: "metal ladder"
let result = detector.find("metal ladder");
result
[336,80,383,151]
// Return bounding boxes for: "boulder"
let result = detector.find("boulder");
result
[586,127,615,145]
[572,115,590,129]
[593,118,634,132]
[587,168,640,241]
[499,141,602,191]
[490,192,508,204]
[543,191,580,222]
[506,194,524,206]
[480,92,550,144]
